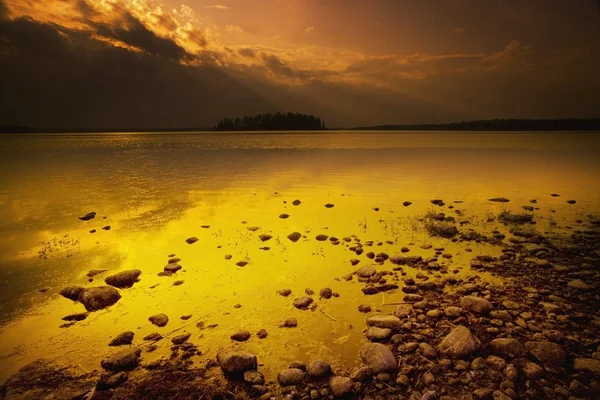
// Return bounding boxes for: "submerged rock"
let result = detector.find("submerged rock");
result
[171,333,191,345]
[489,197,510,202]
[61,313,88,322]
[109,331,134,346]
[287,232,302,242]
[292,199,302,206]
[101,348,141,371]
[307,360,332,378]
[104,270,141,288]
[78,286,121,311]
[320,287,333,299]
[231,330,251,342]
[87,269,108,277]
[278,288,292,297]
[164,264,182,273]
[438,326,481,358]
[60,286,86,301]
[403,201,412,207]
[293,296,314,310]
[149,314,169,327]
[185,237,198,244]
[258,234,272,242]
[367,315,402,331]
[217,351,257,375]
[79,212,96,221]
[324,203,335,208]
[315,234,329,241]
[355,265,377,278]
[244,370,265,385]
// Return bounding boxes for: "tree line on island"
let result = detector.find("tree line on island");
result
[214,112,326,131]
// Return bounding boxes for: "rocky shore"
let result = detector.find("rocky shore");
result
[1,198,599,400]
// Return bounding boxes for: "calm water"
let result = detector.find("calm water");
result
[0,131,599,382]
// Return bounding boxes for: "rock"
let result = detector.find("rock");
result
[259,234,272,241]
[78,212,97,221]
[109,331,134,346]
[367,326,392,341]
[355,265,377,278]
[217,351,257,375]
[567,279,594,290]
[492,391,511,400]
[143,333,162,341]
[78,286,121,311]
[231,330,251,341]
[282,318,298,328]
[87,269,108,277]
[461,296,492,314]
[320,287,333,299]
[104,270,141,288]
[445,306,463,318]
[308,360,332,378]
[171,333,191,345]
[185,237,198,244]
[173,280,184,286]
[101,348,141,371]
[489,197,510,202]
[316,234,329,241]
[524,341,566,367]
[490,339,526,359]
[324,203,335,208]
[515,358,544,380]
[102,226,111,231]
[293,296,314,309]
[164,264,182,273]
[61,312,88,321]
[287,232,302,242]
[292,199,301,206]
[366,315,402,330]
[403,201,412,207]
[60,286,86,301]
[573,358,600,374]
[236,261,248,267]
[278,368,306,385]
[350,366,373,382]
[278,288,292,296]
[330,376,353,397]
[257,329,268,338]
[358,304,372,313]
[244,370,265,385]
[278,214,289,219]
[394,304,412,318]
[149,314,169,327]
[359,343,397,373]
[419,343,438,359]
[97,371,128,390]
[438,326,481,358]
[567,200,576,204]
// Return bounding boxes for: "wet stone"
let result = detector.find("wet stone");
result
[78,286,121,311]
[101,348,141,372]
[236,261,248,267]
[320,287,333,299]
[359,343,397,373]
[185,237,198,244]
[367,326,392,341]
[439,326,481,358]
[287,232,302,242]
[278,288,292,297]
[149,314,169,327]
[79,212,96,221]
[257,329,268,338]
[330,376,353,397]
[171,333,191,345]
[308,359,332,378]
[217,351,257,375]
[355,265,377,278]
[358,304,372,313]
[244,370,265,385]
[164,264,182,273]
[293,296,314,310]
[282,318,298,328]
[524,341,566,367]
[109,331,134,346]
[278,368,306,385]
[316,234,329,241]
[61,312,88,322]
[231,330,251,342]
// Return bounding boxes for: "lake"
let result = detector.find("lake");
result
[0,131,599,384]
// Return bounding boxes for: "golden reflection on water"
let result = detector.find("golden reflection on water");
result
[0,131,599,382]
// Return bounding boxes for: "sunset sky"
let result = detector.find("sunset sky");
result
[1,0,599,129]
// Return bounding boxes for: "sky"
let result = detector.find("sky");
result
[0,0,599,129]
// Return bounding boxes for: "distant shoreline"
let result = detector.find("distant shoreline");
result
[1,118,600,134]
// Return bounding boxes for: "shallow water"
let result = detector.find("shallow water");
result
[0,131,599,383]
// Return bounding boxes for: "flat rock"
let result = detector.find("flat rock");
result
[59,286,86,301]
[292,296,314,310]
[101,348,141,371]
[394,304,412,318]
[109,331,134,346]
[355,265,377,278]
[366,315,402,330]
[217,351,257,375]
[573,358,600,374]
[79,212,96,221]
[244,370,265,385]
[164,264,182,273]
[489,338,525,358]
[148,314,169,327]
[460,296,492,314]
[104,270,141,288]
[524,341,566,367]
[277,368,306,385]
[87,269,108,277]
[185,237,198,244]
[171,333,191,345]
[330,376,353,397]
[78,286,121,311]
[231,330,251,342]
[61,312,88,321]
[438,326,481,358]
[567,279,594,290]
[359,343,397,373]
[367,326,392,341]
[489,197,510,202]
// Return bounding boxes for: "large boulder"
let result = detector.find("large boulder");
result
[105,270,142,288]
[359,343,397,373]
[277,368,306,385]
[524,341,566,367]
[460,296,492,314]
[489,338,526,359]
[100,348,141,371]
[307,360,332,378]
[78,286,121,311]
[438,326,481,358]
[217,351,257,375]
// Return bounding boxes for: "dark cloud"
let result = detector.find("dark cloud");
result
[237,47,256,58]
[93,13,191,61]
[0,0,6,20]
[259,52,310,81]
